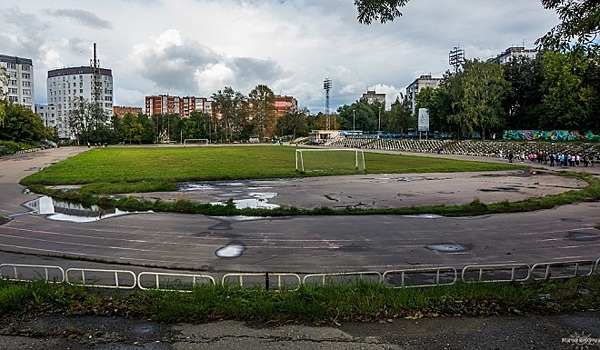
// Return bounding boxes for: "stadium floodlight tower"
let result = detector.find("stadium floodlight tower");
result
[449,46,465,72]
[323,78,332,130]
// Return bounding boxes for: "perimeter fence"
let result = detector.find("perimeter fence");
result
[1,258,599,292]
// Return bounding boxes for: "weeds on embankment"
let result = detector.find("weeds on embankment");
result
[0,277,598,325]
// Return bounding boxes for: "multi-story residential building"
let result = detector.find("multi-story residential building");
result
[47,66,113,139]
[361,90,386,107]
[0,54,35,111]
[489,46,539,65]
[35,104,56,128]
[145,95,211,118]
[113,106,143,118]
[274,95,298,117]
[406,74,442,115]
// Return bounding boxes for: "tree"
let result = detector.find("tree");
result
[450,60,508,139]
[355,0,409,24]
[428,60,510,139]
[248,84,277,139]
[337,101,377,132]
[275,107,311,140]
[68,99,109,145]
[211,87,247,142]
[121,113,145,144]
[537,0,600,49]
[540,45,600,130]
[415,85,454,134]
[501,55,546,129]
[386,96,414,134]
[0,102,48,143]
[0,67,8,127]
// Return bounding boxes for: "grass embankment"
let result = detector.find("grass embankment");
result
[1,277,598,324]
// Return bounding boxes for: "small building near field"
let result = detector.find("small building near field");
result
[308,130,340,144]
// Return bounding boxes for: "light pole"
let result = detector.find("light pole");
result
[378,106,381,136]
[353,109,356,131]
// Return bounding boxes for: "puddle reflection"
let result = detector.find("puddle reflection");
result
[24,196,130,223]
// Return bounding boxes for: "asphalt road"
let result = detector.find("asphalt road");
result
[1,146,600,350]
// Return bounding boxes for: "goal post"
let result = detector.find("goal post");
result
[183,138,209,146]
[295,148,366,173]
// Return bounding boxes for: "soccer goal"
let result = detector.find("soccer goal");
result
[183,138,209,146]
[295,149,366,173]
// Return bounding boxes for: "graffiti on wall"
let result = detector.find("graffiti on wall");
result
[503,130,600,141]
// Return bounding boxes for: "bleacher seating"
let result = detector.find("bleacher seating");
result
[327,137,600,161]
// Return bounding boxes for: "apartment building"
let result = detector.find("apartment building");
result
[113,106,143,118]
[361,90,386,107]
[47,66,113,139]
[406,74,442,115]
[275,95,298,117]
[0,54,35,111]
[490,46,539,65]
[35,104,56,128]
[145,95,211,118]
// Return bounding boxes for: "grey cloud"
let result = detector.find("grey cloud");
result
[0,8,48,58]
[53,9,112,30]
[136,36,285,96]
[137,42,221,94]
[231,57,284,87]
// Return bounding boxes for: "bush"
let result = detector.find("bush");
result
[0,140,37,156]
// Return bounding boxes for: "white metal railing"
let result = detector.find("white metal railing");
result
[65,268,137,289]
[302,271,382,285]
[383,267,457,288]
[461,264,531,283]
[1,259,598,291]
[138,272,215,291]
[0,264,65,283]
[530,260,596,281]
[222,273,302,291]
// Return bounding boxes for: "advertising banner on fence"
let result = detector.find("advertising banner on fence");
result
[418,108,429,132]
[503,130,600,141]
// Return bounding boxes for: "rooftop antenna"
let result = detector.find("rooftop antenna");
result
[90,43,101,108]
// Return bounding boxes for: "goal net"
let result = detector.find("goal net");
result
[296,149,366,173]
[183,138,209,146]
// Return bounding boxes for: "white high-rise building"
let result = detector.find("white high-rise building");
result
[35,104,57,129]
[0,54,35,112]
[47,66,113,139]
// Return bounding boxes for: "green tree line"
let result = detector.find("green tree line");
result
[414,45,600,139]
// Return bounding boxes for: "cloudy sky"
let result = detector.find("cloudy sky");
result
[1,0,559,112]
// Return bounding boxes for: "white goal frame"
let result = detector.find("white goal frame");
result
[183,138,209,146]
[295,148,366,173]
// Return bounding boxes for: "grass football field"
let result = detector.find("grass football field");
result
[21,145,523,192]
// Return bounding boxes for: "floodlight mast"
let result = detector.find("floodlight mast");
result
[449,46,465,72]
[323,78,332,130]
